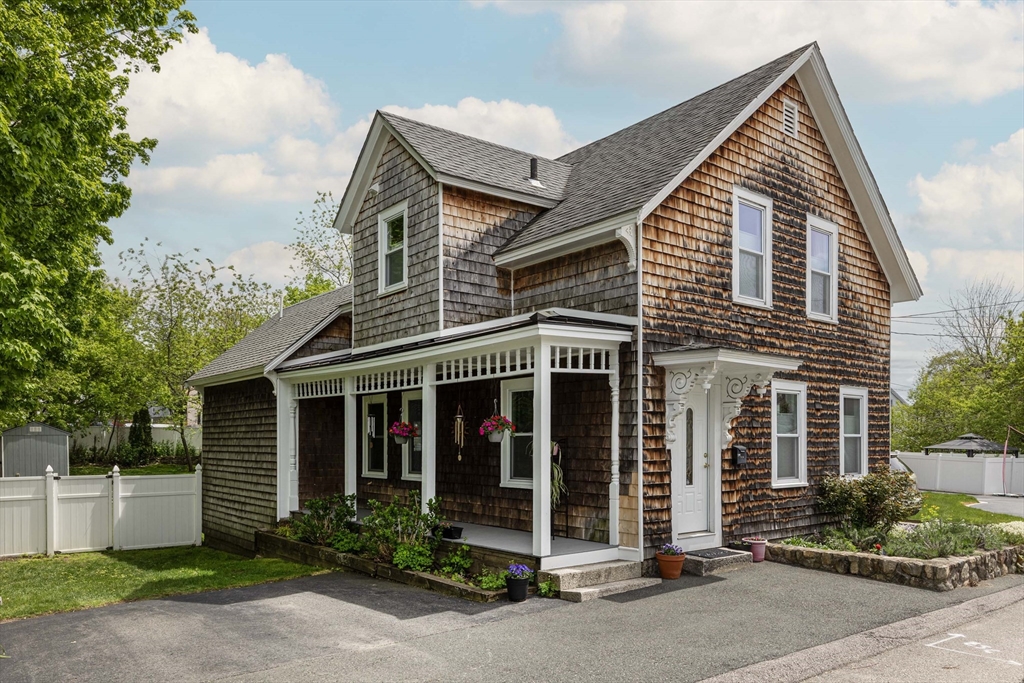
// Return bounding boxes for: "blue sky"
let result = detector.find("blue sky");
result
[109,1,1024,392]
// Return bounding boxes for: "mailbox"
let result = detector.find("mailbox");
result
[732,445,748,465]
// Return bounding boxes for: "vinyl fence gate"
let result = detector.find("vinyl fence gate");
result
[0,465,202,558]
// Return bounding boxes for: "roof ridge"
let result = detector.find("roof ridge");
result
[556,43,815,164]
[379,110,572,166]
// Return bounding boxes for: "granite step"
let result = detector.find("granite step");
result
[683,547,752,576]
[539,560,641,591]
[560,577,662,603]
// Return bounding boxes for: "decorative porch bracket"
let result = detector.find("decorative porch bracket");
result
[720,372,775,447]
[665,363,719,445]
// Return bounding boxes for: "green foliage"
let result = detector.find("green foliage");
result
[393,543,434,572]
[284,273,336,307]
[329,529,361,554]
[128,408,154,455]
[819,466,922,531]
[474,569,507,591]
[292,494,357,547]
[360,492,443,564]
[0,0,196,423]
[825,525,884,552]
[537,580,558,598]
[909,491,1022,525]
[884,520,1004,560]
[288,191,351,291]
[439,545,473,578]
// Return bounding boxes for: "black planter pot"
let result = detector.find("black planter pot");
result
[506,577,529,602]
[442,526,463,540]
[728,541,753,552]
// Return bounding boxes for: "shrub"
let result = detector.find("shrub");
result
[292,494,357,546]
[330,528,361,554]
[475,569,507,590]
[884,520,1005,560]
[819,466,922,531]
[439,544,473,578]
[393,542,434,572]
[826,524,885,552]
[128,408,154,458]
[537,580,558,598]
[360,492,443,564]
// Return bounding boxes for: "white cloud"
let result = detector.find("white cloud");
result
[906,129,1023,248]
[482,1,1024,103]
[222,241,296,287]
[125,28,336,148]
[928,248,1024,291]
[383,97,580,158]
[905,250,929,283]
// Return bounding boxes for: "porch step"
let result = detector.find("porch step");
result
[539,560,641,591]
[683,547,752,576]
[560,577,662,603]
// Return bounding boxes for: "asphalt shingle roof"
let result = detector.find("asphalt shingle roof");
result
[379,111,572,203]
[497,45,812,253]
[189,285,353,383]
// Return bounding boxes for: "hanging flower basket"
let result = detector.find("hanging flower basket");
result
[389,421,418,445]
[480,415,515,443]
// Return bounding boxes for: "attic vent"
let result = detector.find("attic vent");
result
[782,99,799,138]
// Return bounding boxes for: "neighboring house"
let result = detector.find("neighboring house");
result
[189,43,921,570]
[890,388,908,408]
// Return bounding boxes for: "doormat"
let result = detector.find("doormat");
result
[688,548,742,559]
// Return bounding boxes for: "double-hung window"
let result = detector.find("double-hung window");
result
[500,377,534,489]
[732,187,773,308]
[378,201,408,294]
[402,391,423,481]
[362,394,387,478]
[807,215,839,322]
[840,386,869,477]
[771,380,807,488]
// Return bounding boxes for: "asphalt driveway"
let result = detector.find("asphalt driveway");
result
[1,563,1021,682]
[971,495,1024,518]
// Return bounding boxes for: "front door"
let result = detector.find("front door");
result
[673,394,709,535]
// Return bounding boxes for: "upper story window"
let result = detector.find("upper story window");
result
[732,187,773,309]
[378,201,408,294]
[840,386,869,477]
[807,215,839,323]
[772,380,807,488]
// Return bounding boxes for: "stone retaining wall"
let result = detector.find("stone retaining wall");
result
[765,543,1024,591]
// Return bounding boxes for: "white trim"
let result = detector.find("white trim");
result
[539,547,620,571]
[501,377,534,490]
[438,183,445,331]
[654,347,802,372]
[401,390,423,482]
[436,172,559,209]
[782,98,799,138]
[361,393,388,479]
[493,211,638,269]
[731,186,773,310]
[264,304,353,373]
[636,216,644,557]
[771,379,808,488]
[378,200,409,295]
[839,386,869,477]
[806,214,839,323]
[188,366,264,389]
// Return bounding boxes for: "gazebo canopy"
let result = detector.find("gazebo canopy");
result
[924,433,1019,456]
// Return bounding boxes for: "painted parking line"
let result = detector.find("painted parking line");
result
[924,633,1023,667]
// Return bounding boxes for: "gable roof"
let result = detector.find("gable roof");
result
[497,45,810,254]
[188,285,353,386]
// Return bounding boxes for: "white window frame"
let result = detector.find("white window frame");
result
[732,187,773,310]
[377,200,408,295]
[839,386,869,477]
[806,214,839,323]
[771,379,807,488]
[401,390,423,482]
[361,393,388,479]
[500,377,534,490]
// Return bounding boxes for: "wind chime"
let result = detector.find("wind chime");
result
[454,405,465,461]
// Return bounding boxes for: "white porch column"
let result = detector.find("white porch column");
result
[609,349,620,547]
[289,398,299,512]
[533,341,552,557]
[344,376,358,498]
[421,363,437,512]
[274,378,292,521]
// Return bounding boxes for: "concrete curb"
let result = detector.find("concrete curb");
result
[699,583,1024,683]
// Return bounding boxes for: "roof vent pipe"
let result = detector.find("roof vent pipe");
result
[530,157,538,180]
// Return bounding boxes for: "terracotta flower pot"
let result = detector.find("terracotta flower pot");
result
[487,431,504,443]
[743,537,767,562]
[655,552,686,579]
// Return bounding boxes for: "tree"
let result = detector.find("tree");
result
[286,191,351,304]
[0,0,196,418]
[121,243,277,467]
[938,278,1022,367]
[128,407,154,457]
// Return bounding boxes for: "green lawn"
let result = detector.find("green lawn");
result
[910,491,1022,524]
[0,546,322,621]
[69,463,191,476]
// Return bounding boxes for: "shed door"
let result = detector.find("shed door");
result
[672,395,709,535]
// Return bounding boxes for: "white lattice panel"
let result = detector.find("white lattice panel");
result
[294,377,345,399]
[550,346,612,373]
[435,348,534,385]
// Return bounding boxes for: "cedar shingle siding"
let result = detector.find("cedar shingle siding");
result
[298,396,346,505]
[202,378,277,555]
[640,79,891,552]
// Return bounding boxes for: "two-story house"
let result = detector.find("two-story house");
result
[189,43,921,574]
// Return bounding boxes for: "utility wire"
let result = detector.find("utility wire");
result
[892,299,1024,319]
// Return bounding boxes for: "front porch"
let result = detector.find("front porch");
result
[275,312,638,570]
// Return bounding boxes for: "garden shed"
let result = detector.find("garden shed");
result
[1,422,70,477]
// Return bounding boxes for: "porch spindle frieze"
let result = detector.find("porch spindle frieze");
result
[549,346,612,374]
[434,347,535,385]
[353,366,423,393]
[294,377,346,399]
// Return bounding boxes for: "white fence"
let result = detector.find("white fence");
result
[0,465,202,558]
[70,425,201,453]
[895,453,1024,496]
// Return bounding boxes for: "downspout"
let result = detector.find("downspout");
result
[438,183,444,332]
[635,212,645,563]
